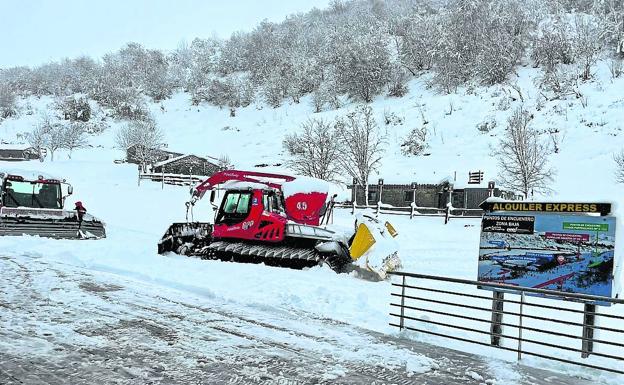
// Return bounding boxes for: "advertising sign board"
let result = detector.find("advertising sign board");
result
[478,204,616,305]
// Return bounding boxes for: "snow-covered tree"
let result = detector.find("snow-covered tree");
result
[495,107,555,198]
[531,16,574,72]
[217,32,248,75]
[0,66,33,95]
[187,37,222,100]
[57,95,91,122]
[168,41,193,89]
[331,27,391,102]
[397,13,438,74]
[115,119,165,171]
[0,85,17,119]
[61,122,89,159]
[572,14,604,80]
[26,123,49,160]
[401,126,429,156]
[431,0,529,91]
[335,105,386,203]
[387,63,410,97]
[283,118,342,182]
[98,43,173,102]
[614,150,624,183]
[311,73,342,113]
[35,115,65,161]
[589,0,624,56]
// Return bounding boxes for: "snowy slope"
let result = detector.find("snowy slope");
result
[1,60,623,199]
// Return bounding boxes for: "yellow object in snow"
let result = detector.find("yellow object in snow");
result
[385,221,398,238]
[349,223,376,260]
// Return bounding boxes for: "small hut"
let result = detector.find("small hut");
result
[151,154,220,176]
[0,144,40,161]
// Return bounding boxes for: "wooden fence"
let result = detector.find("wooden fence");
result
[139,172,204,188]
[335,203,483,223]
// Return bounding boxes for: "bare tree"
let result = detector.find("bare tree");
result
[494,107,555,198]
[614,150,624,183]
[30,114,63,161]
[531,16,574,72]
[283,118,342,182]
[46,123,65,162]
[572,14,604,80]
[62,122,89,159]
[115,119,165,171]
[26,124,49,161]
[334,105,386,204]
[217,154,234,171]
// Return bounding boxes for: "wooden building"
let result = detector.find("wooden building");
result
[351,178,518,210]
[351,180,452,208]
[125,144,183,165]
[438,186,519,209]
[0,145,40,161]
[151,154,220,176]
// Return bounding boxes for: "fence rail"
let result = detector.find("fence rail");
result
[139,172,204,187]
[389,271,624,376]
[335,203,483,221]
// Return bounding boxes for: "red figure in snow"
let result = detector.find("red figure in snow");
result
[75,201,87,222]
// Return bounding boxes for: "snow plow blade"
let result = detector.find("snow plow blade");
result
[350,223,377,260]
[349,215,401,279]
[158,222,213,255]
[0,208,106,239]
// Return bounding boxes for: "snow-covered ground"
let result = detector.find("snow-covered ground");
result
[1,58,623,383]
[0,153,621,383]
[1,251,594,385]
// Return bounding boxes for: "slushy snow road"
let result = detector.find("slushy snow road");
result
[1,252,591,385]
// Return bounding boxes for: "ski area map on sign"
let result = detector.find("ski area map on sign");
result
[477,202,616,304]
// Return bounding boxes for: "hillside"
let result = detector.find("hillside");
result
[1,59,623,201]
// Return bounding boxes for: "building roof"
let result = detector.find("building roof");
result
[0,143,35,151]
[152,153,216,168]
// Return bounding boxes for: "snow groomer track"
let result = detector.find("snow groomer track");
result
[0,254,590,385]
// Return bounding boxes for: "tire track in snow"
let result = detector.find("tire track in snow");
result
[0,254,593,385]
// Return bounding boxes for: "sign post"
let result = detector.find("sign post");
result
[582,303,596,358]
[410,182,417,219]
[377,178,384,216]
[352,177,358,209]
[490,291,504,347]
[488,181,495,197]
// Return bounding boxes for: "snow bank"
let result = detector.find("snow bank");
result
[282,175,329,197]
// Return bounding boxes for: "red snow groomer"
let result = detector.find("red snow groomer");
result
[0,170,106,239]
[158,170,400,278]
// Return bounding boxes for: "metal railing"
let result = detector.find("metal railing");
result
[389,271,624,375]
